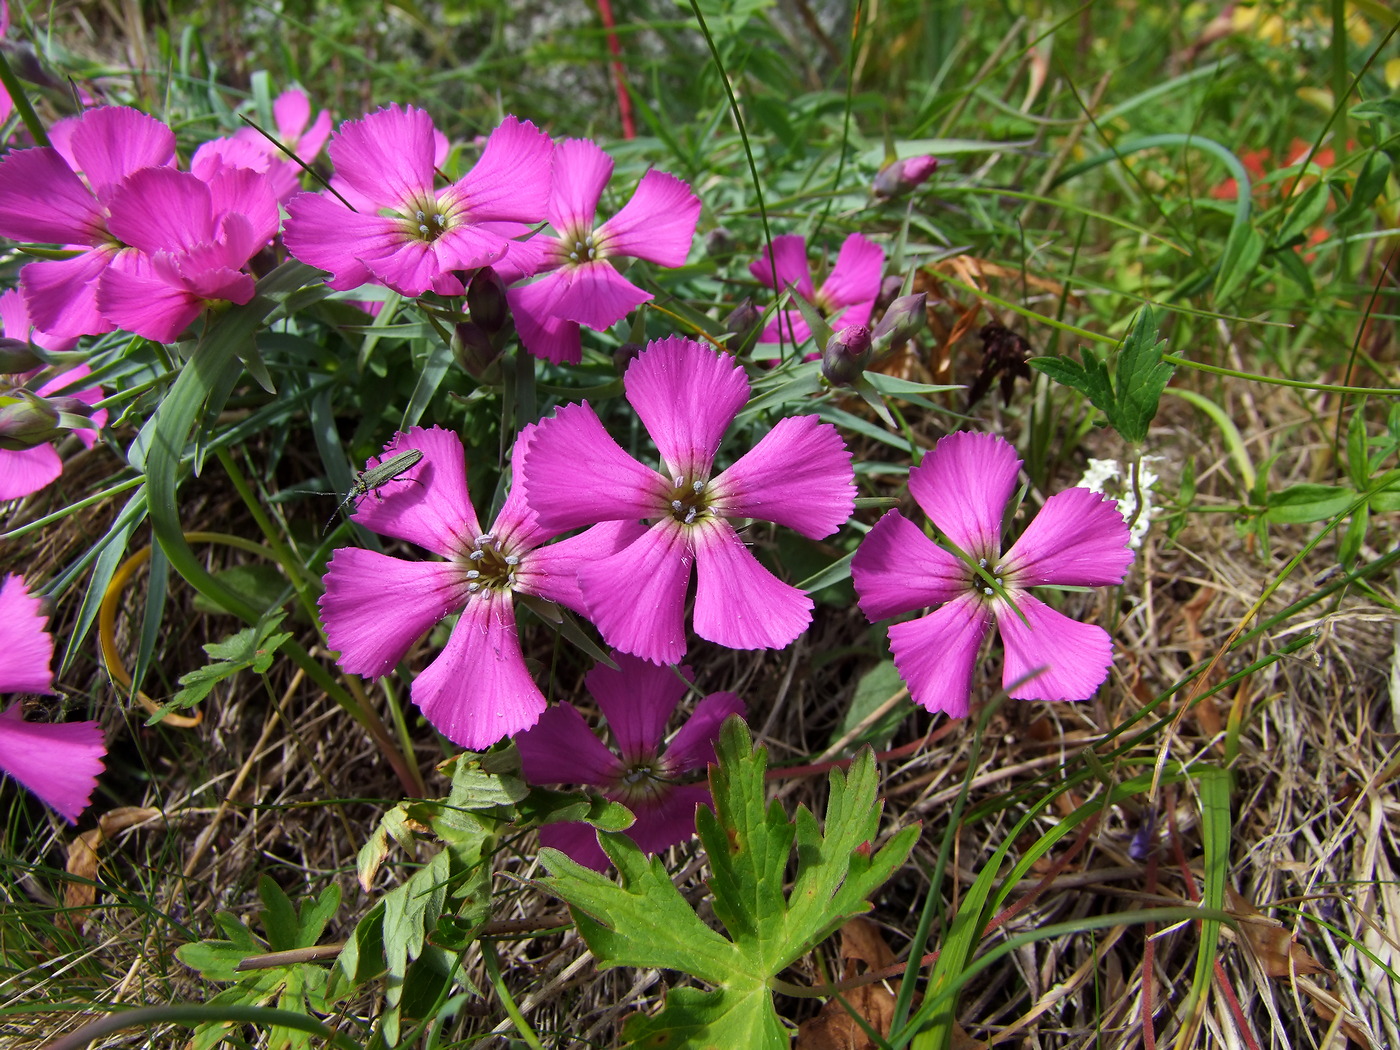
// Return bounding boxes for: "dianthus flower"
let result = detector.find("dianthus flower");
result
[0,289,107,500]
[523,336,855,664]
[496,137,701,364]
[749,232,884,347]
[95,161,280,342]
[283,105,552,297]
[0,575,105,823]
[0,106,176,339]
[319,425,640,749]
[515,652,743,872]
[232,87,333,167]
[851,432,1134,718]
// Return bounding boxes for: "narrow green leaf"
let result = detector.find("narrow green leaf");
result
[1213,221,1265,304]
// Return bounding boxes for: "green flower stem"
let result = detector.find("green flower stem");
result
[1162,353,1400,396]
[0,51,50,147]
[481,941,546,1050]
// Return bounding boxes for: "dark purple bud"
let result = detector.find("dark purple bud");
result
[614,342,645,375]
[723,297,762,352]
[0,393,61,450]
[875,275,906,312]
[871,292,928,352]
[0,338,42,374]
[705,227,736,257]
[466,267,509,334]
[452,320,502,382]
[821,324,872,386]
[873,154,939,199]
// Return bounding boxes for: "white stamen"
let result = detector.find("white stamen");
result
[469,549,485,561]
[504,555,520,566]
[465,570,480,580]
[671,500,684,514]
[692,480,704,493]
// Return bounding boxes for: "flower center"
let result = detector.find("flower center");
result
[971,556,1004,599]
[399,194,450,243]
[463,532,521,593]
[609,758,674,807]
[665,475,710,526]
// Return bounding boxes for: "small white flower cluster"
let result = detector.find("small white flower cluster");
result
[1077,457,1160,549]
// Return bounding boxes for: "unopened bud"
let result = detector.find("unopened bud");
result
[705,227,735,257]
[0,393,61,450]
[0,338,42,374]
[452,321,502,382]
[723,297,762,352]
[46,396,96,418]
[873,154,939,200]
[821,324,872,386]
[614,342,645,375]
[466,267,509,334]
[871,292,928,353]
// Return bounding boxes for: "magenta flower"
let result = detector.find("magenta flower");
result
[283,105,552,297]
[516,652,744,872]
[749,232,884,347]
[0,575,105,823]
[319,425,642,749]
[523,336,856,664]
[498,137,701,364]
[232,87,333,167]
[94,161,280,342]
[0,106,176,339]
[0,289,107,501]
[850,432,1134,718]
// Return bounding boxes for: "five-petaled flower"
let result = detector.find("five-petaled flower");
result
[283,104,552,298]
[523,336,856,665]
[851,432,1134,718]
[515,652,743,872]
[319,425,637,749]
[497,137,701,364]
[749,232,884,348]
[0,575,105,823]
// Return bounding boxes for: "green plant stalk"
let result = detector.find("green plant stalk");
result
[213,446,321,608]
[0,476,145,542]
[1161,353,1400,396]
[1163,387,1256,492]
[0,50,50,147]
[481,940,546,1050]
[40,1003,363,1050]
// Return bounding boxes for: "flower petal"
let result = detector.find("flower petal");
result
[508,282,583,365]
[851,510,968,620]
[0,575,53,694]
[107,167,214,253]
[20,250,117,339]
[577,520,692,665]
[586,653,687,762]
[412,591,546,748]
[999,487,1134,586]
[520,519,649,614]
[0,446,62,502]
[327,104,436,208]
[282,191,394,292]
[65,105,176,198]
[96,256,205,343]
[625,337,748,480]
[534,260,651,330]
[886,594,992,718]
[625,781,710,856]
[454,115,553,223]
[664,691,745,772]
[692,518,812,651]
[320,549,465,678]
[351,426,481,558]
[595,169,700,267]
[749,234,814,298]
[516,701,623,788]
[548,137,611,232]
[0,705,105,823]
[524,401,668,530]
[0,148,105,244]
[909,431,1020,558]
[996,591,1114,702]
[708,414,853,538]
[817,232,883,313]
[756,309,812,346]
[539,820,610,872]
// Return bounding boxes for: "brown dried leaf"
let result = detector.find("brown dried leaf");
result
[796,985,895,1050]
[1227,886,1327,979]
[63,807,163,926]
[1299,976,1374,1050]
[839,916,895,975]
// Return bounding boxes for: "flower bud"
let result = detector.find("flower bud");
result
[0,339,42,374]
[0,393,62,451]
[452,320,502,382]
[723,296,762,352]
[873,154,939,200]
[466,266,509,334]
[614,342,645,375]
[870,292,928,353]
[705,227,736,257]
[821,323,872,386]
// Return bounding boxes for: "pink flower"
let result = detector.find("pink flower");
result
[0,289,107,501]
[498,137,701,364]
[95,161,280,342]
[0,106,176,339]
[319,425,640,749]
[0,575,105,823]
[515,652,743,871]
[283,105,552,297]
[873,154,939,199]
[232,87,333,167]
[523,336,856,664]
[850,432,1134,718]
[749,232,884,347]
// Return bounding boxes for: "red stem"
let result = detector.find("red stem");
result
[594,0,636,140]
